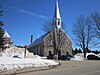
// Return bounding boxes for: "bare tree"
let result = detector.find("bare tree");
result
[45,29,57,55]
[85,17,94,48]
[42,21,66,33]
[42,20,67,56]
[91,12,100,48]
[91,12,100,38]
[42,21,55,33]
[45,28,67,56]
[72,15,94,58]
[0,5,4,49]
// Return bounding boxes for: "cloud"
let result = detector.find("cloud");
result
[12,7,48,20]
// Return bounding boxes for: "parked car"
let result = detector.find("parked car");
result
[87,54,100,60]
[87,54,98,60]
[47,54,54,59]
[59,55,74,61]
[96,55,100,60]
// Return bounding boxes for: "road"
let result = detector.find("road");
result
[17,60,100,75]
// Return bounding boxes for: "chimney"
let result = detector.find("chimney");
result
[30,35,33,44]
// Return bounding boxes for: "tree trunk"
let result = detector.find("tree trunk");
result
[83,48,86,58]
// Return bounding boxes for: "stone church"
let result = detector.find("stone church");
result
[28,0,72,57]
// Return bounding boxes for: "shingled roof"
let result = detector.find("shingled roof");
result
[28,32,49,48]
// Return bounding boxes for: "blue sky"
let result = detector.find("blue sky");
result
[1,0,100,49]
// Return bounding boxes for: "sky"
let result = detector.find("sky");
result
[1,0,100,49]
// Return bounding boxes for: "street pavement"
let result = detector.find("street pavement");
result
[17,60,100,75]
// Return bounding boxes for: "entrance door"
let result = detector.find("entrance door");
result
[58,51,61,57]
[49,51,51,56]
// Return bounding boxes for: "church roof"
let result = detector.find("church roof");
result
[3,31,10,38]
[53,0,61,19]
[28,29,72,48]
[28,32,49,48]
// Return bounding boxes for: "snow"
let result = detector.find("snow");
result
[33,55,47,59]
[0,46,59,73]
[71,52,98,61]
[86,52,96,58]
[71,56,84,61]
[0,58,58,72]
[71,53,85,61]
[74,53,84,58]
[0,46,33,58]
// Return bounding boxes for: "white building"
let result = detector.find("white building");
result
[3,31,13,48]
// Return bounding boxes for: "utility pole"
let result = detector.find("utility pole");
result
[24,45,28,58]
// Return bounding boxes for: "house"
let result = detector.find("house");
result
[28,0,72,57]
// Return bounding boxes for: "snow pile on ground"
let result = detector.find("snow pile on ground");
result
[33,55,47,59]
[71,52,100,61]
[0,46,33,58]
[75,53,84,58]
[86,52,96,58]
[0,58,59,73]
[97,53,100,57]
[0,46,59,73]
[71,56,84,61]
[71,53,84,61]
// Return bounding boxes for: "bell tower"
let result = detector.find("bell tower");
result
[53,0,62,29]
[3,31,12,48]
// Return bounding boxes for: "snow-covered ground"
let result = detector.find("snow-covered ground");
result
[71,53,85,61]
[0,46,59,73]
[0,46,33,58]
[0,57,58,73]
[71,56,84,61]
[86,52,96,58]
[2,46,96,73]
[72,52,100,61]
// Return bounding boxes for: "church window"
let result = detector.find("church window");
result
[36,47,38,55]
[58,21,60,25]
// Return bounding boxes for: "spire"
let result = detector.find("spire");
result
[53,0,62,29]
[54,0,61,19]
[3,31,10,38]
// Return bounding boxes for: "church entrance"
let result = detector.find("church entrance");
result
[49,51,51,56]
[58,51,61,57]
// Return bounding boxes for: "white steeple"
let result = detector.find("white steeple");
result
[54,0,61,19]
[53,0,62,29]
[3,31,10,38]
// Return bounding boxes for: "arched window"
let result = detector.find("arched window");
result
[58,20,60,25]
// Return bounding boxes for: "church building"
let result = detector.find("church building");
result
[28,0,72,57]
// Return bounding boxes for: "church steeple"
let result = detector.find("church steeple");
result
[53,0,62,29]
